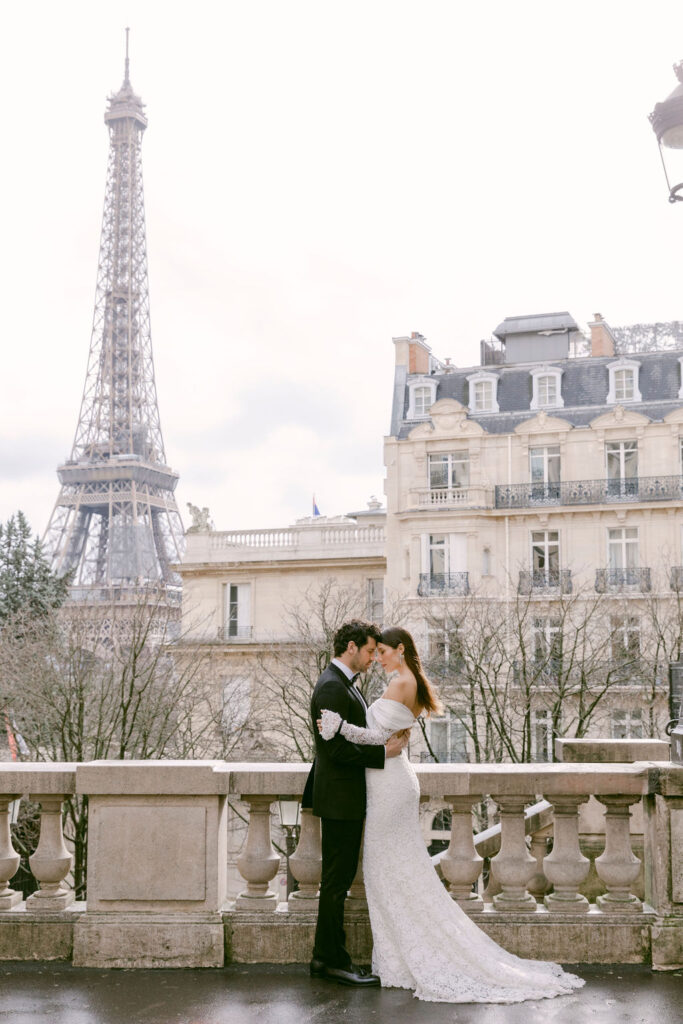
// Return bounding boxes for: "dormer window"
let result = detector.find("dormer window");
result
[406,376,437,420]
[530,366,564,410]
[614,369,634,401]
[414,387,431,416]
[466,371,499,414]
[606,358,641,405]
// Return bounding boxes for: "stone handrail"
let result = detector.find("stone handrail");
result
[209,525,385,551]
[414,485,494,509]
[1,759,681,970]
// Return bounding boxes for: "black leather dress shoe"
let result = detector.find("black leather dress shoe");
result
[309,958,326,977]
[322,964,380,987]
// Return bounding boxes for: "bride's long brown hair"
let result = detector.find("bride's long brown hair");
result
[380,627,443,715]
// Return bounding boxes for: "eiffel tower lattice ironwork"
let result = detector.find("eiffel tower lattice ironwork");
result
[44,36,184,606]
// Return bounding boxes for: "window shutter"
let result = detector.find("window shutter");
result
[420,534,430,573]
[236,583,251,638]
[448,534,467,572]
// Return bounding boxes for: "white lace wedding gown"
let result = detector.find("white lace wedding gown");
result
[320,697,585,1004]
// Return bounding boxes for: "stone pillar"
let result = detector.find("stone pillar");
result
[288,808,321,912]
[595,795,643,913]
[235,795,279,910]
[73,760,230,968]
[490,795,537,912]
[26,794,74,912]
[646,766,683,970]
[440,794,484,913]
[0,795,21,910]
[543,795,590,912]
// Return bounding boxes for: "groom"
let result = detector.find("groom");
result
[302,618,407,987]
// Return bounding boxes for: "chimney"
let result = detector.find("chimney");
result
[393,332,432,374]
[589,313,615,358]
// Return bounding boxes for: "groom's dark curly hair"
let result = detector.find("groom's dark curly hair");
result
[333,619,381,657]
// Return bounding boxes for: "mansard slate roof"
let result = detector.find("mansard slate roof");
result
[394,349,683,439]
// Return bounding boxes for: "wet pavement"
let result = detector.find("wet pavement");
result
[0,962,681,1024]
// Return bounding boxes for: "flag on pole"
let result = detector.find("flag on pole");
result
[312,495,321,517]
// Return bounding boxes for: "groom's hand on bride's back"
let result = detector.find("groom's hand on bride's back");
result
[385,731,409,758]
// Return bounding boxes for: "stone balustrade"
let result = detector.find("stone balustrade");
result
[202,524,386,560]
[0,758,681,971]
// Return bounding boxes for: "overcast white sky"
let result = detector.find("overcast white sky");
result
[2,1,683,537]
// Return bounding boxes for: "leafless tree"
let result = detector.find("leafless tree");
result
[256,577,407,759]
[0,598,223,897]
[421,572,669,766]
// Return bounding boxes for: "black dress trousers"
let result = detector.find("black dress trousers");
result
[312,816,364,969]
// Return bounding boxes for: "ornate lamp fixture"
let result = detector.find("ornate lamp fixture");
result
[278,799,301,896]
[649,60,683,202]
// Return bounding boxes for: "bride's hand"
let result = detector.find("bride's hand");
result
[316,718,323,733]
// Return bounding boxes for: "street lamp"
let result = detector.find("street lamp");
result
[651,60,683,762]
[277,798,301,897]
[667,662,683,765]
[649,60,683,202]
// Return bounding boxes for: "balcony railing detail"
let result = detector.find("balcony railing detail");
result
[418,572,470,597]
[595,568,652,593]
[670,566,683,592]
[495,475,683,510]
[413,485,493,509]
[419,487,471,506]
[209,525,385,550]
[217,626,253,642]
[518,569,573,595]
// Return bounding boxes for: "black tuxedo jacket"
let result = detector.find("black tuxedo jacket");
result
[302,662,385,820]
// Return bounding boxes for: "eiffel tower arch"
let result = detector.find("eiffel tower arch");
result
[44,35,184,617]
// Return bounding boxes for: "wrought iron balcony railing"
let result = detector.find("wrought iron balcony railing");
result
[417,572,470,597]
[595,568,652,593]
[670,567,683,592]
[518,570,573,595]
[217,626,254,641]
[495,475,683,509]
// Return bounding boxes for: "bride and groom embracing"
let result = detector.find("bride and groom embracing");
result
[301,619,585,1005]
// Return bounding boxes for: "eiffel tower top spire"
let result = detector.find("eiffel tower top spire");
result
[44,38,184,602]
[106,28,147,130]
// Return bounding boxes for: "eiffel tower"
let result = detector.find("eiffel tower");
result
[44,34,184,610]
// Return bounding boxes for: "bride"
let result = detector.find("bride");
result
[318,626,585,1004]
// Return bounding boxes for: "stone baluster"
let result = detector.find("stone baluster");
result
[288,808,322,912]
[440,794,484,913]
[0,795,22,910]
[346,842,367,911]
[542,795,590,912]
[490,795,537,912]
[26,795,74,911]
[482,860,502,901]
[235,796,279,910]
[527,824,553,901]
[595,795,643,913]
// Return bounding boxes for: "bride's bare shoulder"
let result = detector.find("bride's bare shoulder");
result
[382,672,417,707]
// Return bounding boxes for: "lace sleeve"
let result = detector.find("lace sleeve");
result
[319,709,391,745]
